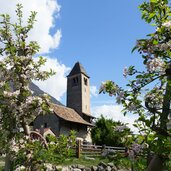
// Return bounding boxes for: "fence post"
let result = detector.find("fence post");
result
[101,144,106,153]
[76,140,81,158]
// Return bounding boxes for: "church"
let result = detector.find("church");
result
[33,62,94,142]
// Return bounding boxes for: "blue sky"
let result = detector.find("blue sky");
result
[1,0,154,130]
[54,0,153,104]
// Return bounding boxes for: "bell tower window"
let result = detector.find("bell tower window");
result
[84,78,88,86]
[72,77,79,87]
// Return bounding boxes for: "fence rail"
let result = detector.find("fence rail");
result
[76,140,126,158]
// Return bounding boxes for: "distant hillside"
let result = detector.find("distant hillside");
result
[9,81,63,106]
[29,82,63,106]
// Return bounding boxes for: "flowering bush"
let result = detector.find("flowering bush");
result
[0,4,57,170]
[11,131,76,170]
[100,0,171,170]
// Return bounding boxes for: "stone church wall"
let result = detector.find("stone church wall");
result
[33,113,60,136]
[60,123,92,143]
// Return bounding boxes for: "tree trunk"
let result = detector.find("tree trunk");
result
[4,123,30,171]
[4,154,12,171]
[22,122,30,136]
[146,155,163,171]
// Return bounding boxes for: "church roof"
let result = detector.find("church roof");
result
[50,103,93,126]
[67,62,89,78]
[83,112,96,118]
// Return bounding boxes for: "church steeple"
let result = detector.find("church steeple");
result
[67,62,89,78]
[67,62,91,116]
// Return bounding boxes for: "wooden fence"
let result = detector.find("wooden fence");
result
[75,140,126,158]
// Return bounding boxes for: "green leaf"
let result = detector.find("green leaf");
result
[149,13,155,19]
[136,74,143,79]
[150,0,157,3]
[150,23,157,26]
[153,39,158,45]
[131,46,137,53]
[133,123,138,128]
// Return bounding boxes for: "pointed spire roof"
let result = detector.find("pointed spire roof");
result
[67,62,89,78]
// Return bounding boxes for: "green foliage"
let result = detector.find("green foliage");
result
[0,4,57,170]
[0,3,54,141]
[99,0,171,170]
[91,115,132,146]
[47,130,76,162]
[12,131,76,170]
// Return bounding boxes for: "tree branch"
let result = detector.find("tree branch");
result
[30,131,48,149]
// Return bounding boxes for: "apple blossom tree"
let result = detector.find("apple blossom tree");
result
[100,0,171,170]
[0,4,56,170]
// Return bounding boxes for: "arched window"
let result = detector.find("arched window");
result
[84,78,88,86]
[72,77,79,86]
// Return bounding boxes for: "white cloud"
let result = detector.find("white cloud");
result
[90,86,98,97]
[33,57,70,101]
[0,0,61,54]
[92,104,139,133]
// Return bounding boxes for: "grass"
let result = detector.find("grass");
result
[0,155,115,169]
[0,155,131,170]
[1,154,170,171]
[0,155,146,170]
[60,156,111,167]
[0,155,116,170]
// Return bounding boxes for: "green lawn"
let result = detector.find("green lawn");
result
[0,155,131,170]
[60,156,110,167]
[58,155,131,169]
[0,156,117,170]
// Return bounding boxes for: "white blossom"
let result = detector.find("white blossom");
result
[135,78,142,85]
[10,139,19,153]
[127,104,137,112]
[146,57,166,75]
[36,97,43,105]
[0,6,54,170]
[0,81,5,87]
[14,165,26,171]
[145,86,164,109]
[128,143,147,160]
[123,67,129,77]
[49,107,54,112]
[142,143,149,149]
[128,149,135,160]
[23,86,30,91]
[3,91,15,97]
[26,153,32,159]
[19,139,24,144]
[99,81,106,93]
[131,143,143,153]
[115,125,128,132]
[25,96,34,104]
[13,90,20,96]
[116,91,125,104]
[50,141,55,145]
[34,106,43,115]
[162,20,171,28]
[44,163,53,171]
[160,43,169,51]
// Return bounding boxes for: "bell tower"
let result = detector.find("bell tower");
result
[67,62,90,116]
